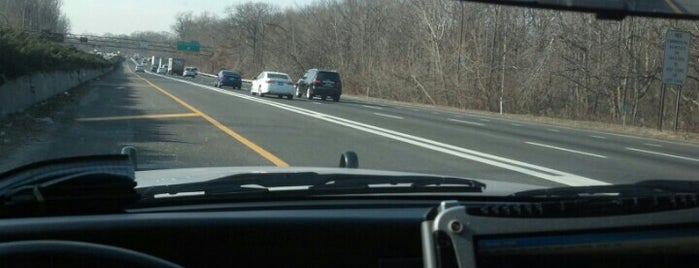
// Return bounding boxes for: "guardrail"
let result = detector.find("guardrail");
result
[129,60,254,84]
[198,72,216,78]
[200,71,253,83]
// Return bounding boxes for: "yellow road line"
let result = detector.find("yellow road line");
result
[76,113,200,122]
[664,0,682,13]
[133,72,290,167]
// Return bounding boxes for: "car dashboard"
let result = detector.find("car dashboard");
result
[0,198,698,267]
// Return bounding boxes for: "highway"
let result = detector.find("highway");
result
[3,63,699,187]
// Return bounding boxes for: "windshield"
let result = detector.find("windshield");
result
[267,73,290,81]
[222,71,239,77]
[1,0,698,194]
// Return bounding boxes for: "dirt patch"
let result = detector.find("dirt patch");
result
[0,82,92,155]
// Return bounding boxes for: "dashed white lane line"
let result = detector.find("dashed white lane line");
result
[479,118,491,122]
[590,135,606,139]
[374,112,404,120]
[362,105,383,110]
[448,118,485,126]
[313,102,323,105]
[547,128,560,132]
[627,147,699,162]
[526,142,607,159]
[643,143,662,148]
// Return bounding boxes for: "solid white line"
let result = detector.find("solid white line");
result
[448,118,485,126]
[153,74,610,186]
[547,128,560,132]
[526,142,607,159]
[590,135,606,139]
[643,143,662,148]
[627,147,699,162]
[374,112,404,120]
[362,105,383,110]
[479,118,491,122]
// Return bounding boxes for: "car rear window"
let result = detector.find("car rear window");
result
[222,71,239,77]
[316,71,340,81]
[268,73,291,80]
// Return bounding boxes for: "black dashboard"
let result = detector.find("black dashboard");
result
[0,199,698,267]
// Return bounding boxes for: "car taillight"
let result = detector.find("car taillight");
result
[313,79,321,86]
[266,79,272,84]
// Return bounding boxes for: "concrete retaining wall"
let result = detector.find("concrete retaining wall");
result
[0,67,113,117]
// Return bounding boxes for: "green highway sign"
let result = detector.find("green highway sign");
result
[176,40,201,52]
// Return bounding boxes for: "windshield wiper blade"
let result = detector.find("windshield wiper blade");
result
[513,180,699,198]
[137,172,486,199]
[0,154,138,216]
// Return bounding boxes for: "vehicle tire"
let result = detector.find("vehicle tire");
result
[277,95,283,99]
[306,88,313,100]
[333,94,341,102]
[287,95,293,100]
[295,86,302,97]
[321,96,327,101]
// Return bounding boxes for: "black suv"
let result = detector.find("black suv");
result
[295,69,342,102]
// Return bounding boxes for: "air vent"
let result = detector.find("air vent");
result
[467,194,699,218]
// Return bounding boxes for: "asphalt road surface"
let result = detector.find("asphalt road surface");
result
[3,63,699,188]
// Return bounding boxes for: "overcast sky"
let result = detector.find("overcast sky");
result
[62,0,313,36]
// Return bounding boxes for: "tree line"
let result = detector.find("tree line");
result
[0,0,70,34]
[149,1,699,132]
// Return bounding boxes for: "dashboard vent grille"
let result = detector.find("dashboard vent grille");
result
[467,194,699,217]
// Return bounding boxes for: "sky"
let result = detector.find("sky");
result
[62,0,314,36]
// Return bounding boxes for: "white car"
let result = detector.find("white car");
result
[134,64,145,72]
[183,67,197,78]
[250,71,295,99]
[157,66,167,74]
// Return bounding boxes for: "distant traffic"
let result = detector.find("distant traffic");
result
[132,55,343,102]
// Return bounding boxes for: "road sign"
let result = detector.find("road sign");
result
[176,41,200,52]
[662,30,690,85]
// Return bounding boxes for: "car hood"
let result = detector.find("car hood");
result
[135,166,545,196]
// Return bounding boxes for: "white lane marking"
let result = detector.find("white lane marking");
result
[590,135,606,139]
[313,102,323,105]
[431,112,440,115]
[374,112,404,120]
[412,109,420,112]
[479,118,491,122]
[362,105,383,110]
[155,74,609,186]
[627,147,699,162]
[511,123,522,127]
[643,143,662,148]
[525,142,607,159]
[448,118,485,126]
[547,128,560,132]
